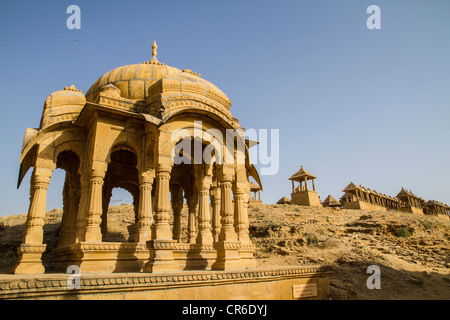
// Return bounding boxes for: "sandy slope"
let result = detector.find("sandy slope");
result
[0,204,448,300]
[248,204,449,299]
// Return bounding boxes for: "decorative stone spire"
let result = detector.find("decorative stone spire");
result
[142,41,165,65]
[150,41,158,63]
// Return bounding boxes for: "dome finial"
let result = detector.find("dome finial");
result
[150,41,158,63]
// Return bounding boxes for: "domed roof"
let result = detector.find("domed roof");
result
[85,62,182,102]
[85,42,229,105]
[40,85,86,129]
[47,84,85,102]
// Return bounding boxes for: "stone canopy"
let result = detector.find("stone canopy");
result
[289,166,320,207]
[14,42,262,274]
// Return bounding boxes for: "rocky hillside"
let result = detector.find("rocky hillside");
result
[0,204,449,300]
[248,204,449,300]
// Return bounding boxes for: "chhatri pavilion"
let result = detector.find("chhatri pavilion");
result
[288,166,320,207]
[14,42,263,274]
[7,42,332,300]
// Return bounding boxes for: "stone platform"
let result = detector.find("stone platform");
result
[0,265,332,300]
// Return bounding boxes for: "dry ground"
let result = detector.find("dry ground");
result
[248,204,449,300]
[0,204,449,300]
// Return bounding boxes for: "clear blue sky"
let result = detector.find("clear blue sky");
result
[0,0,449,216]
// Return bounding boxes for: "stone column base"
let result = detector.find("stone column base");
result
[14,244,47,274]
[51,242,149,273]
[127,224,138,242]
[173,243,216,270]
[144,240,177,273]
[212,241,241,270]
[239,243,258,268]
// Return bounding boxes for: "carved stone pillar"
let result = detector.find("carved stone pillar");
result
[234,182,251,245]
[153,164,172,240]
[238,180,257,268]
[186,189,198,244]
[136,170,155,243]
[58,177,70,247]
[58,176,80,248]
[67,183,81,245]
[218,174,237,241]
[170,183,183,243]
[195,167,213,245]
[84,163,107,242]
[101,186,112,240]
[145,164,176,272]
[210,184,221,242]
[14,167,52,274]
[212,168,241,270]
[74,174,90,243]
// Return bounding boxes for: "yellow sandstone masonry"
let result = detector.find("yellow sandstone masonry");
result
[289,166,321,207]
[9,42,332,300]
[339,182,449,216]
[0,266,332,300]
[14,42,260,275]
